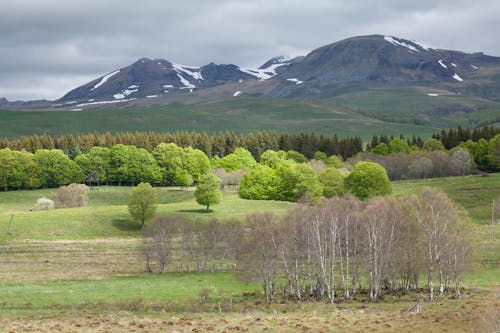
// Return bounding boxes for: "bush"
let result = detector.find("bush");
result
[51,183,89,208]
[345,162,392,199]
[35,197,55,210]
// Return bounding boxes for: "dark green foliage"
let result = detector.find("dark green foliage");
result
[345,162,392,199]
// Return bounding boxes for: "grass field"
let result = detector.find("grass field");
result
[0,97,445,141]
[0,177,498,332]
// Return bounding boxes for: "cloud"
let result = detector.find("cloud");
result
[1,0,499,100]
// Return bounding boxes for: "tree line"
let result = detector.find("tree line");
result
[143,187,470,303]
[0,131,363,160]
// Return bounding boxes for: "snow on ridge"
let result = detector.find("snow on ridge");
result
[471,65,479,70]
[176,73,196,89]
[163,84,174,88]
[76,98,136,107]
[90,70,120,91]
[287,78,303,85]
[233,91,241,97]
[146,95,158,98]
[128,84,139,89]
[384,36,420,52]
[239,62,289,80]
[438,59,448,69]
[71,108,83,111]
[426,93,439,97]
[451,63,457,67]
[171,63,203,81]
[452,73,464,82]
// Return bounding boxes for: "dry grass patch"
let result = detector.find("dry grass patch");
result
[0,238,143,283]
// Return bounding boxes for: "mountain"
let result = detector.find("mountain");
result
[3,35,500,115]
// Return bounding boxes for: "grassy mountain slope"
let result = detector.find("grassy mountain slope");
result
[0,96,487,141]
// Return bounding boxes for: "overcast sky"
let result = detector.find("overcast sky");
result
[1,0,499,101]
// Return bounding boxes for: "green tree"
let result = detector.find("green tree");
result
[34,149,83,187]
[9,150,42,189]
[326,155,343,168]
[260,150,287,169]
[488,134,500,171]
[423,138,446,152]
[371,142,390,156]
[345,162,392,199]
[174,169,192,187]
[182,147,211,182]
[286,150,307,163]
[0,148,16,190]
[388,138,410,154]
[220,147,256,172]
[74,146,110,185]
[275,160,322,202]
[152,143,185,185]
[239,164,278,200]
[128,182,158,228]
[319,167,345,198]
[313,151,328,162]
[194,174,222,211]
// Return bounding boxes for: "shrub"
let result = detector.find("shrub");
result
[51,183,90,208]
[35,197,55,210]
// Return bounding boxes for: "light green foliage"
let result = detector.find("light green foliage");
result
[34,149,83,187]
[313,151,328,162]
[74,146,110,184]
[326,155,343,168]
[174,169,193,187]
[239,164,278,200]
[128,182,158,228]
[182,147,211,182]
[319,167,345,198]
[345,162,392,199]
[109,145,160,184]
[194,174,222,211]
[259,150,287,169]
[388,138,410,154]
[0,148,16,190]
[219,148,256,172]
[152,143,185,184]
[371,142,390,156]
[488,134,500,171]
[286,150,307,163]
[275,160,322,202]
[9,150,41,189]
[423,138,446,151]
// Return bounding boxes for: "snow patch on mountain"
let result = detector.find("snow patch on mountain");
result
[438,60,448,69]
[76,98,136,107]
[452,73,464,82]
[426,93,439,96]
[172,63,203,81]
[113,87,139,100]
[471,65,479,69]
[176,74,196,89]
[233,91,241,97]
[384,36,420,52]
[239,62,289,80]
[287,78,303,85]
[90,70,120,91]
[451,63,457,67]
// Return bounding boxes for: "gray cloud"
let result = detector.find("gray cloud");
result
[1,0,499,100]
